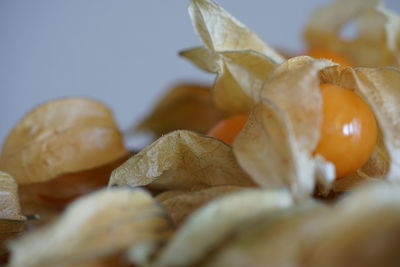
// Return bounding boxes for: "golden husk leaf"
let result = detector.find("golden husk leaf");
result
[0,98,128,184]
[203,183,400,267]
[179,47,221,73]
[0,171,25,256]
[155,185,244,227]
[0,171,24,221]
[235,56,399,196]
[181,0,282,114]
[8,188,172,267]
[304,0,400,67]
[150,189,293,267]
[109,130,255,191]
[234,57,336,199]
[188,0,284,61]
[134,83,227,137]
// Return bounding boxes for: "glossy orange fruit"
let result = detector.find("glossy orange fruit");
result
[307,47,352,68]
[206,114,248,145]
[314,84,377,178]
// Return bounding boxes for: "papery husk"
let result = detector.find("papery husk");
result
[0,98,128,184]
[320,66,399,190]
[148,189,293,267]
[0,171,24,221]
[305,183,400,267]
[8,188,172,267]
[71,254,131,267]
[0,171,25,256]
[203,201,325,267]
[188,0,284,61]
[155,185,244,227]
[109,130,255,191]
[134,83,227,138]
[181,0,282,114]
[304,0,400,67]
[234,57,336,200]
[203,183,400,267]
[17,155,131,230]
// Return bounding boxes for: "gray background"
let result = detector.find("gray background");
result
[1,0,399,149]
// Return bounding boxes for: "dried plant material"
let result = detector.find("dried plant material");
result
[305,183,400,267]
[20,154,131,208]
[0,171,25,256]
[179,47,221,73]
[235,55,400,197]
[0,98,128,185]
[14,155,131,232]
[150,189,293,267]
[304,0,400,67]
[0,171,24,221]
[134,83,227,137]
[212,51,277,114]
[110,130,255,191]
[156,185,244,226]
[71,254,131,267]
[203,183,400,267]
[0,219,25,256]
[349,67,400,182]
[188,0,284,61]
[8,188,172,267]
[203,201,325,267]
[234,57,335,199]
[182,0,282,114]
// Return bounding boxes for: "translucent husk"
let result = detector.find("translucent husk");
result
[234,56,400,198]
[8,188,172,267]
[181,0,283,114]
[133,83,227,138]
[234,57,336,199]
[0,98,128,184]
[149,189,294,267]
[109,130,255,191]
[203,183,400,267]
[304,0,400,67]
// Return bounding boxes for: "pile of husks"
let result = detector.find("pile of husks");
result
[1,0,400,266]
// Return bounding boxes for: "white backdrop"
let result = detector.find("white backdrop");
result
[1,0,399,149]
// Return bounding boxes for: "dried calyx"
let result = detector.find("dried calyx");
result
[0,97,128,185]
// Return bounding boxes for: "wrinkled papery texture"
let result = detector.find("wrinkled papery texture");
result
[234,57,336,199]
[304,0,400,67]
[133,83,227,138]
[155,185,244,227]
[8,188,172,267]
[0,98,128,184]
[0,171,24,221]
[150,189,293,267]
[109,130,255,191]
[188,0,284,61]
[182,0,282,114]
[204,183,400,267]
[0,171,25,256]
[351,68,400,183]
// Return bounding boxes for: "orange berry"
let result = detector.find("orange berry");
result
[314,84,377,178]
[307,47,352,68]
[206,114,248,145]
